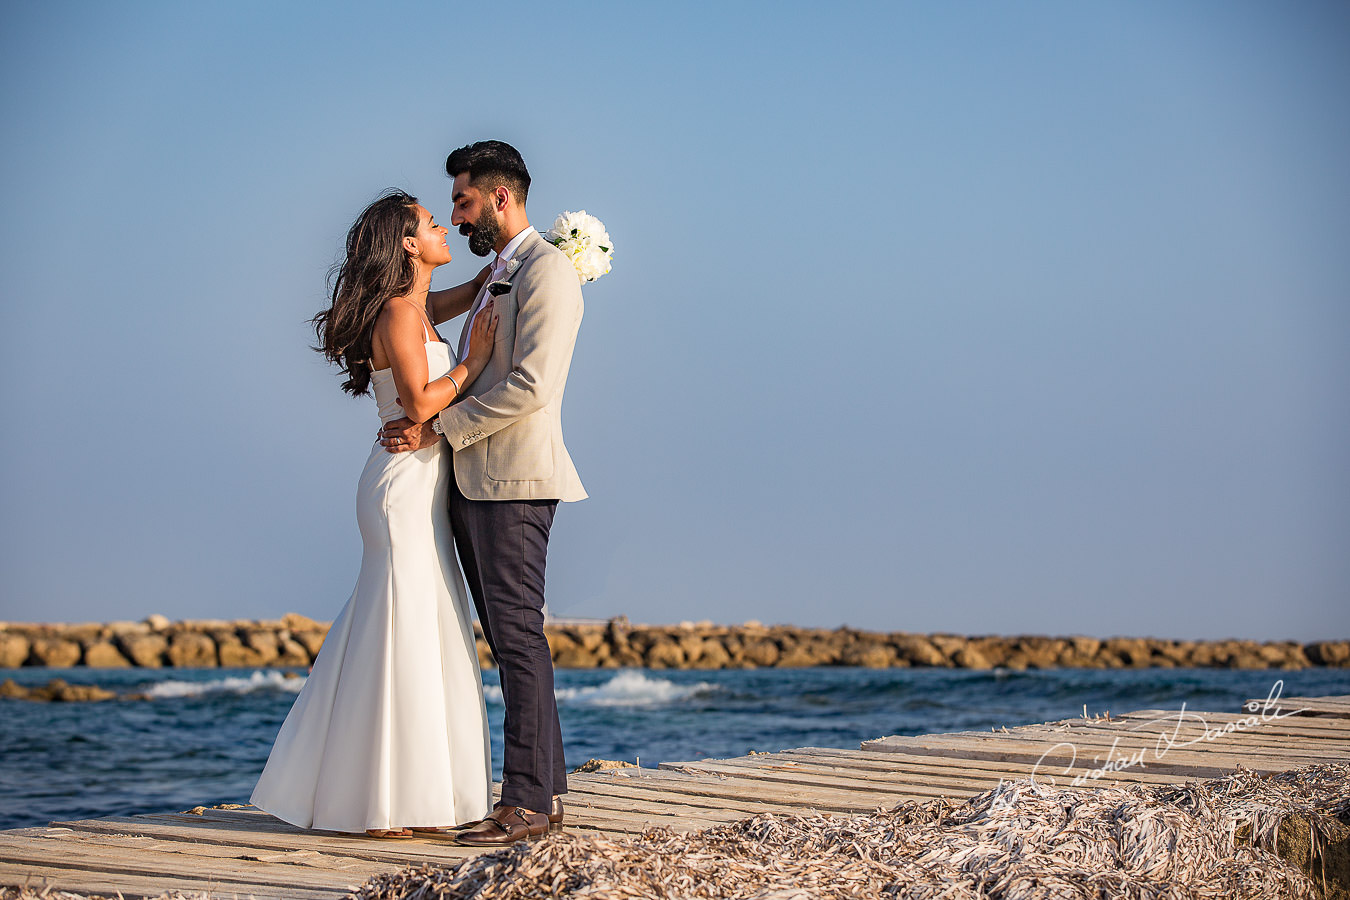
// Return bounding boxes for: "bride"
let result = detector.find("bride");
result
[251,189,498,838]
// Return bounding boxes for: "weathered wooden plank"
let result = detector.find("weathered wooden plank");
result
[0,860,341,900]
[186,799,718,837]
[0,834,366,895]
[666,755,1008,798]
[1113,709,1350,737]
[594,766,921,813]
[1028,711,1350,740]
[1259,695,1350,718]
[565,774,827,818]
[15,826,387,873]
[860,733,1301,778]
[690,750,1180,799]
[1039,722,1350,753]
[660,758,934,806]
[702,751,1193,799]
[868,725,1349,768]
[780,747,1196,787]
[560,787,748,825]
[998,722,1350,761]
[51,816,486,868]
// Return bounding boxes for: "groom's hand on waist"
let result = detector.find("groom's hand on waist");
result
[379,416,440,453]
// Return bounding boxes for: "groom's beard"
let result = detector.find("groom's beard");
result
[461,208,501,257]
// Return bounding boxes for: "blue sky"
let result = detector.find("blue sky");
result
[1,1,1346,640]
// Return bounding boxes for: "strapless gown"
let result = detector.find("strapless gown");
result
[251,339,491,832]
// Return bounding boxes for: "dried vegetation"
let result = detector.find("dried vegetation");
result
[349,764,1349,900]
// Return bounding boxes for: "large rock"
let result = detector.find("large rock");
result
[116,633,168,668]
[34,678,117,702]
[167,632,219,667]
[282,612,324,632]
[28,638,82,667]
[241,630,280,666]
[689,639,732,669]
[776,642,829,667]
[579,629,607,653]
[3,678,116,701]
[605,616,630,646]
[1103,637,1152,668]
[1150,641,1192,667]
[551,632,599,668]
[143,614,171,632]
[292,630,328,658]
[83,641,132,668]
[181,619,235,632]
[547,630,582,657]
[892,634,949,667]
[275,638,311,668]
[218,639,269,667]
[1014,637,1066,668]
[1306,641,1350,667]
[841,642,898,668]
[677,633,708,665]
[608,644,645,667]
[0,633,31,668]
[1259,642,1308,669]
[62,624,104,645]
[740,639,780,667]
[645,639,685,669]
[953,645,995,669]
[1069,636,1101,658]
[105,620,150,637]
[1186,642,1220,667]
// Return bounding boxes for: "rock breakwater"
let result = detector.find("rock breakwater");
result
[0,615,1345,672]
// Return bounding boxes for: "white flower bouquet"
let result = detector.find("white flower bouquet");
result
[545,211,613,284]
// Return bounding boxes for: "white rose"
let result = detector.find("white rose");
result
[545,210,613,284]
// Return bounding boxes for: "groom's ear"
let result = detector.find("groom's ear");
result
[492,185,511,211]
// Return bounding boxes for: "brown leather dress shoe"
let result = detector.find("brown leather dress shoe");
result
[454,805,550,846]
[548,795,564,832]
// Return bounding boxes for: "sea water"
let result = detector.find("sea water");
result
[1,665,1347,830]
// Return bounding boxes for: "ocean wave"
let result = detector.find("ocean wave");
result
[483,671,718,707]
[141,670,307,699]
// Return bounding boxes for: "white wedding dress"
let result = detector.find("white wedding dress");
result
[251,333,491,833]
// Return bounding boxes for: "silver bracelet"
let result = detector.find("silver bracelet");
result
[445,372,461,394]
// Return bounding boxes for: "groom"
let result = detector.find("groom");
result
[380,140,586,845]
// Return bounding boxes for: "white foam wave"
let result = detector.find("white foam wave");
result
[484,671,717,708]
[142,670,307,699]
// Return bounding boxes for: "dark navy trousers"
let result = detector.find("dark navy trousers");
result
[447,459,566,814]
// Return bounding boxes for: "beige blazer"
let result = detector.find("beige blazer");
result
[437,229,587,502]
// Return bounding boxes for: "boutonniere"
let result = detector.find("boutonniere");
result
[487,280,512,297]
[505,258,521,276]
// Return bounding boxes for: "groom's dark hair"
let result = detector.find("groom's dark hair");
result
[446,140,530,205]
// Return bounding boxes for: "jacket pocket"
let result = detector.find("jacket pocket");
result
[486,422,554,482]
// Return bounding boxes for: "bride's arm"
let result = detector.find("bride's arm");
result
[378,299,498,424]
[428,263,493,325]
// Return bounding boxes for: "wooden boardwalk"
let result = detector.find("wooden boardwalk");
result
[2,692,1347,899]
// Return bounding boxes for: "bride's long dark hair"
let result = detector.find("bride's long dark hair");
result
[312,189,421,396]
